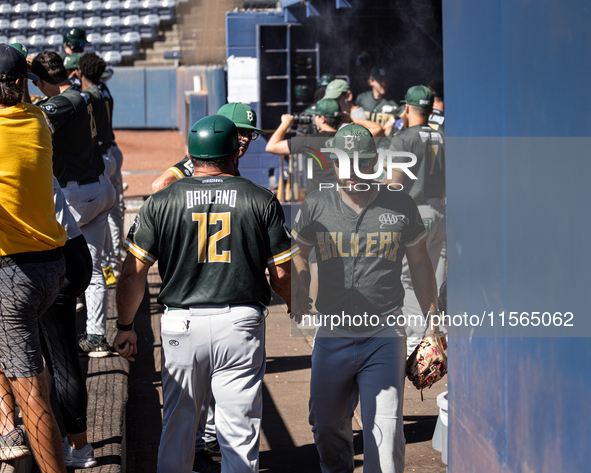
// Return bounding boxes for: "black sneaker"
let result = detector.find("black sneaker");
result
[78,336,110,358]
[204,438,221,455]
[192,449,221,473]
[0,427,30,460]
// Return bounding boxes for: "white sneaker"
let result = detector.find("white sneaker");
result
[62,437,98,468]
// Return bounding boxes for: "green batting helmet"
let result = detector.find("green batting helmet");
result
[63,27,88,52]
[188,115,239,160]
[332,123,377,159]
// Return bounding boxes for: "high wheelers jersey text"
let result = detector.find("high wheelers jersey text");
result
[292,186,427,319]
[124,176,298,308]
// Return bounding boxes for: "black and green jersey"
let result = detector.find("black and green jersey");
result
[428,109,445,135]
[389,124,445,205]
[83,84,114,153]
[355,91,398,115]
[292,186,426,321]
[98,82,115,148]
[167,156,241,180]
[38,86,104,184]
[168,156,194,180]
[124,176,298,308]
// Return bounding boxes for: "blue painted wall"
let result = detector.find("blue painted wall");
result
[443,1,591,471]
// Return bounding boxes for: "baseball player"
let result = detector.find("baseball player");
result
[77,52,124,283]
[323,78,385,137]
[30,51,116,357]
[355,66,399,116]
[0,43,68,473]
[151,102,264,192]
[383,85,446,355]
[114,115,297,473]
[427,78,445,135]
[291,123,439,473]
[60,27,88,59]
[265,98,343,195]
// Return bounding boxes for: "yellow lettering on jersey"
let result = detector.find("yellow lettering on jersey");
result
[378,232,392,258]
[430,145,438,174]
[337,232,349,257]
[208,213,231,263]
[366,233,378,257]
[317,233,328,261]
[192,213,207,263]
[388,232,401,261]
[350,233,361,257]
[326,232,338,259]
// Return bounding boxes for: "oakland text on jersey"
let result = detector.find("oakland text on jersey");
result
[186,189,237,209]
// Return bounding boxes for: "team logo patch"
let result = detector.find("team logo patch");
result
[41,103,57,114]
[422,218,433,233]
[128,215,140,235]
[169,340,179,346]
[202,178,223,183]
[382,105,394,113]
[246,110,254,122]
[343,135,360,151]
[379,213,407,228]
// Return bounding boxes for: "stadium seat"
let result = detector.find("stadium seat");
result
[102,31,121,43]
[0,36,9,44]
[0,5,13,15]
[84,15,101,27]
[141,13,159,26]
[66,1,85,11]
[102,15,121,27]
[121,14,140,26]
[121,0,139,11]
[30,2,48,13]
[45,33,63,46]
[84,0,102,12]
[0,20,9,30]
[47,17,65,28]
[86,31,102,43]
[28,18,47,29]
[66,17,84,27]
[9,35,27,44]
[102,0,121,12]
[27,34,46,46]
[11,19,28,30]
[122,31,140,43]
[12,4,30,14]
[102,50,122,64]
[48,2,66,12]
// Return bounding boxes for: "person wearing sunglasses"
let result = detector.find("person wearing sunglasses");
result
[151,103,265,193]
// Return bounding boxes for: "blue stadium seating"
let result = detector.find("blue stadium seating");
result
[0,0,176,63]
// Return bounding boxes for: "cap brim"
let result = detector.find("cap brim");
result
[235,123,266,134]
[322,91,342,100]
[27,72,39,81]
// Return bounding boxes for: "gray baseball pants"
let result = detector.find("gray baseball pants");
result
[310,323,406,473]
[61,173,116,336]
[107,144,125,270]
[402,197,446,355]
[157,304,265,473]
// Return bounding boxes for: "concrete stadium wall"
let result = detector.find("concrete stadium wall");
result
[443,1,591,471]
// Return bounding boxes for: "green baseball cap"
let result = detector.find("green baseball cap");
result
[217,102,265,134]
[401,85,434,108]
[317,72,335,88]
[9,43,28,58]
[304,99,340,118]
[323,79,350,100]
[332,123,377,159]
[63,53,81,71]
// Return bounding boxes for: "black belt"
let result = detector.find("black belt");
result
[59,176,100,188]
[99,142,113,154]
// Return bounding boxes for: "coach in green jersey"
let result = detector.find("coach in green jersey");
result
[115,115,297,473]
[385,84,446,355]
[151,102,264,192]
[292,123,439,472]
